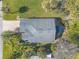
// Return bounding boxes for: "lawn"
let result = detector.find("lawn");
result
[74,53,79,59]
[3,0,65,20]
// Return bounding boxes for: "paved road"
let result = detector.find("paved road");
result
[0,1,3,59]
[0,19,2,59]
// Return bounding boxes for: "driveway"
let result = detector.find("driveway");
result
[3,20,20,31]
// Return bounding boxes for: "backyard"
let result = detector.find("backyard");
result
[3,0,65,20]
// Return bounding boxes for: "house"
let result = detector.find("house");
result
[45,54,54,59]
[30,56,42,59]
[20,18,65,43]
[2,18,64,43]
[30,55,54,59]
[44,46,54,59]
[20,18,56,43]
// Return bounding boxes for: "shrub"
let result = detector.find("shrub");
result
[19,6,29,13]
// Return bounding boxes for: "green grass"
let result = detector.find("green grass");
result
[3,43,13,59]
[74,53,79,59]
[3,0,65,20]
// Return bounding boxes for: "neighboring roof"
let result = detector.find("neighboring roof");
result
[45,57,54,59]
[46,54,52,58]
[20,19,56,43]
[30,56,41,59]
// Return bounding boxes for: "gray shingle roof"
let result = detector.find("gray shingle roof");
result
[20,19,56,43]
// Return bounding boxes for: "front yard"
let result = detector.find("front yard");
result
[3,0,65,20]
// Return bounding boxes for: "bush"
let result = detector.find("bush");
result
[19,6,29,13]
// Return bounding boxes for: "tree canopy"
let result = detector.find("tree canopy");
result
[67,21,79,46]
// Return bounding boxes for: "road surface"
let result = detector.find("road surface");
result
[0,0,3,59]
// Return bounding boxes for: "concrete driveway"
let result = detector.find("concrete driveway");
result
[3,20,20,31]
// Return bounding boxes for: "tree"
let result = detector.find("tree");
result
[42,0,65,12]
[37,47,46,58]
[10,51,22,59]
[51,43,57,54]
[2,31,22,59]
[65,0,79,20]
[67,21,79,46]
[2,31,15,40]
